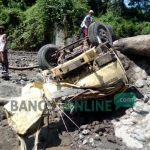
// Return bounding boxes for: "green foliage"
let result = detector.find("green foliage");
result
[0,0,150,51]
[0,7,25,49]
[0,0,88,50]
[37,0,88,42]
[8,3,44,50]
[94,10,150,39]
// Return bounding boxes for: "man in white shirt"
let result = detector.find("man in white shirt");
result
[0,26,8,73]
[81,10,94,37]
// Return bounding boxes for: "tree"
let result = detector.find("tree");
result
[37,0,88,43]
[87,0,112,15]
[129,0,150,12]
[0,0,150,51]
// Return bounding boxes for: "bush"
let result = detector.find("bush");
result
[94,11,150,39]
[1,0,150,51]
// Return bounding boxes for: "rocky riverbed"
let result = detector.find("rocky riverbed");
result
[0,50,150,150]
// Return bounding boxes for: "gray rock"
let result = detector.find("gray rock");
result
[105,128,109,133]
[141,70,148,80]
[131,133,146,142]
[2,120,7,127]
[0,107,6,121]
[66,37,74,45]
[80,124,88,130]
[62,131,67,137]
[92,140,102,147]
[116,139,123,146]
[99,131,103,136]
[107,135,116,143]
[87,125,92,130]
[93,121,99,125]
[82,139,88,145]
[26,81,31,84]
[55,29,65,47]
[132,129,141,135]
[135,143,143,149]
[35,69,41,73]
[29,63,34,66]
[54,118,60,122]
[79,133,84,140]
[94,135,101,141]
[54,107,59,112]
[135,79,144,88]
[103,120,108,125]
[91,129,95,132]
[134,101,143,108]
[32,77,38,81]
[99,124,105,132]
[93,125,100,133]
[89,138,94,143]
[94,148,105,150]
[123,62,129,70]
[74,130,79,135]
[134,67,142,73]
[74,136,79,141]
[143,95,149,103]
[131,129,146,142]
[125,108,133,115]
[92,121,96,126]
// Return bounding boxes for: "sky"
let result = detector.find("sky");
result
[124,0,129,6]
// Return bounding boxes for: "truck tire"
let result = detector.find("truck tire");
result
[106,25,116,42]
[88,22,113,46]
[37,44,58,70]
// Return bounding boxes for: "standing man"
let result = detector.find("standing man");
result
[0,26,8,73]
[81,10,94,37]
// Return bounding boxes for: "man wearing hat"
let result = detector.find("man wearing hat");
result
[0,26,8,73]
[80,10,94,37]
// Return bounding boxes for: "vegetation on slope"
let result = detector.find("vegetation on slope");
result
[0,0,150,50]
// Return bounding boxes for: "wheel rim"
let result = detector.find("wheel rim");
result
[98,28,109,43]
[46,51,57,67]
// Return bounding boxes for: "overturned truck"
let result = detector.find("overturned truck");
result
[4,22,128,150]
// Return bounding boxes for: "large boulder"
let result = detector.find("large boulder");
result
[113,35,150,57]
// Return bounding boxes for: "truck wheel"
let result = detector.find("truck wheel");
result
[37,44,58,70]
[88,22,113,46]
[106,25,116,42]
